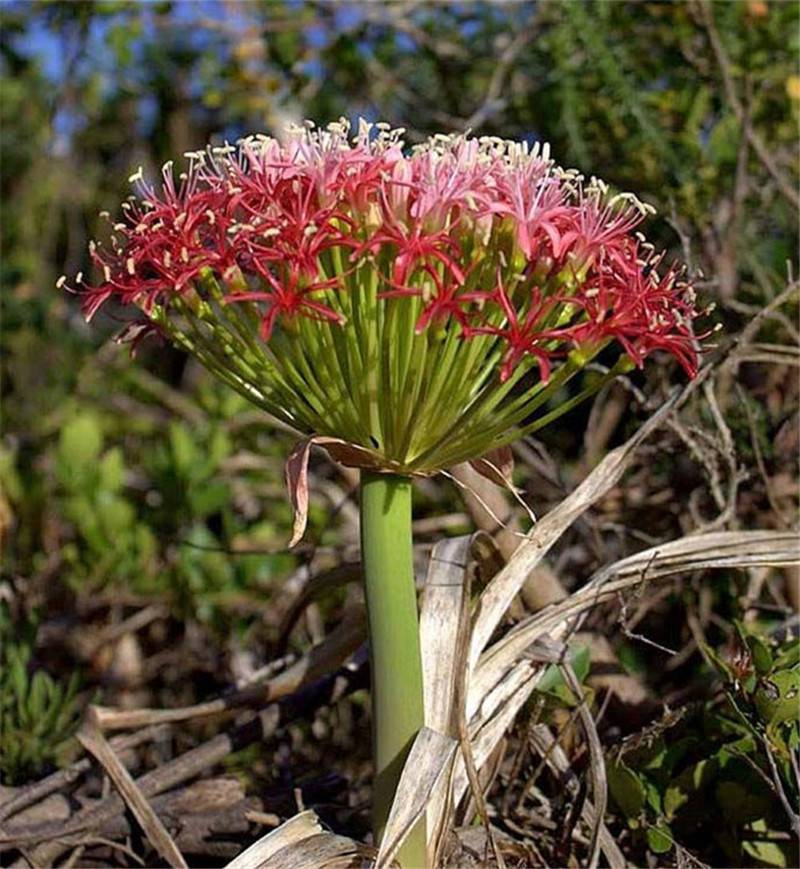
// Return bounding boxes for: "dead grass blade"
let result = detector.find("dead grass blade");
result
[77,716,187,869]
[225,810,322,869]
[476,530,799,713]
[469,394,681,670]
[447,529,796,862]
[452,661,540,812]
[265,831,372,868]
[376,727,458,869]
[90,607,365,730]
[420,535,473,736]
[419,535,475,862]
[529,725,626,869]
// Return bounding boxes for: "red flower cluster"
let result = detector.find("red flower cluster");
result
[64,120,704,380]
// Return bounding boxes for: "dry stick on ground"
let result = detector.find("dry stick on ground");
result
[0,724,171,823]
[0,649,369,867]
[37,778,261,863]
[88,606,364,730]
[77,716,188,869]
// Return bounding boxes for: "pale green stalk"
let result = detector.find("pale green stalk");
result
[360,472,427,869]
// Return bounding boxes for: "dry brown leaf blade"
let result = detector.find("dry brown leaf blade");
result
[420,535,473,736]
[475,529,800,705]
[77,717,188,869]
[225,810,323,869]
[469,395,680,669]
[468,446,515,489]
[375,727,458,869]
[285,437,315,549]
[453,530,798,863]
[265,831,370,868]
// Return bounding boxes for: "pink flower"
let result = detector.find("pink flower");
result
[225,260,345,341]
[379,263,484,333]
[464,272,572,382]
[570,243,702,377]
[65,122,703,385]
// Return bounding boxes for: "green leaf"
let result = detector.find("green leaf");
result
[774,642,800,671]
[535,643,591,705]
[99,447,126,492]
[664,756,717,817]
[646,823,673,854]
[0,445,23,502]
[10,654,28,704]
[207,427,232,468]
[644,779,663,814]
[169,422,198,478]
[29,671,47,718]
[607,761,646,819]
[755,669,800,726]
[707,112,740,165]
[743,820,791,867]
[715,779,773,825]
[749,636,774,676]
[189,481,230,517]
[57,414,103,488]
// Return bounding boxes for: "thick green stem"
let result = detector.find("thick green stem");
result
[360,472,427,868]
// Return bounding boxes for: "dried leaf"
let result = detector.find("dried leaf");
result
[265,832,370,868]
[225,810,322,869]
[420,535,473,736]
[468,446,515,489]
[469,394,691,668]
[376,727,458,869]
[78,717,187,868]
[285,436,409,548]
[285,438,314,549]
[475,529,800,710]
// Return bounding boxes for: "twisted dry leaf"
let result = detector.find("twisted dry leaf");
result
[224,810,323,869]
[476,530,800,705]
[77,717,187,869]
[468,393,681,673]
[376,728,458,869]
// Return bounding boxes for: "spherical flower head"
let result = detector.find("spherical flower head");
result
[64,119,706,474]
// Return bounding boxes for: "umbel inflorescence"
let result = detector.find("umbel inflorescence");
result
[64,119,704,474]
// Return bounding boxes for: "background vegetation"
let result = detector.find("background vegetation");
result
[1,2,798,867]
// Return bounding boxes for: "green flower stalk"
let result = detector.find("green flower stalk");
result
[64,119,704,868]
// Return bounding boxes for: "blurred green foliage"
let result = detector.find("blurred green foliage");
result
[608,625,800,866]
[0,606,82,785]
